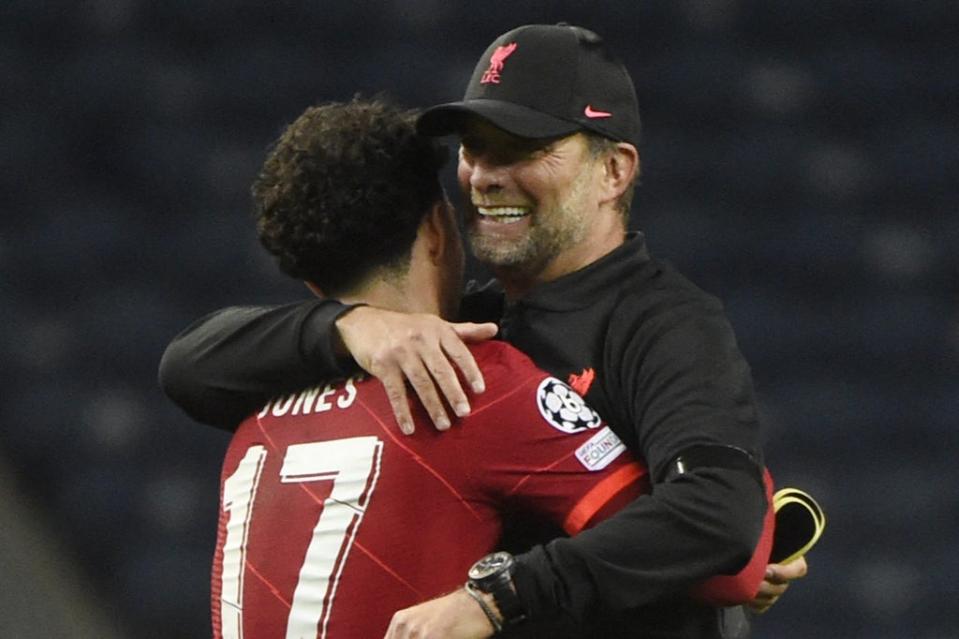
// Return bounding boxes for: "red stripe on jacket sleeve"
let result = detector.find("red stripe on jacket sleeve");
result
[691,467,776,605]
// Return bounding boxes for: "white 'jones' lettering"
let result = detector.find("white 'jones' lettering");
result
[258,376,361,418]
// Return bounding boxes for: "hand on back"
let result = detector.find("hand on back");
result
[336,306,498,433]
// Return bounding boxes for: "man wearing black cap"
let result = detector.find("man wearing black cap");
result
[160,23,805,639]
[419,23,641,151]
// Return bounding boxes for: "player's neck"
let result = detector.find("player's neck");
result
[340,275,441,317]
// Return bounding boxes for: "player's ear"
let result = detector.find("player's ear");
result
[422,199,452,265]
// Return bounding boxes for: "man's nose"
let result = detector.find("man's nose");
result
[466,155,506,192]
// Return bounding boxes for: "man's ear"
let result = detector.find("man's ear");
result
[600,143,640,204]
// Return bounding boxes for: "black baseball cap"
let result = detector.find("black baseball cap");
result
[417,23,641,147]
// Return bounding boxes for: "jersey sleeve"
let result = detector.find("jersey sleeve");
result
[465,343,648,536]
[158,300,356,429]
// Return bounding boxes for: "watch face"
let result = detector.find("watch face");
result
[469,551,511,580]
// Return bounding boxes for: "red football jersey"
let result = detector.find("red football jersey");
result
[210,341,647,639]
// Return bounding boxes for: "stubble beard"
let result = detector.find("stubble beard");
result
[467,173,592,277]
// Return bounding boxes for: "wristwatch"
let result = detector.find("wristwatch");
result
[467,551,527,630]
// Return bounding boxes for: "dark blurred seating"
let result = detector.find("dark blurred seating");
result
[2,2,957,637]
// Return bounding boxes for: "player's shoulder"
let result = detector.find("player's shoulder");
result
[465,340,550,403]
[467,340,541,375]
[463,342,607,442]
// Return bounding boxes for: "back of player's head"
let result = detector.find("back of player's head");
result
[253,97,447,296]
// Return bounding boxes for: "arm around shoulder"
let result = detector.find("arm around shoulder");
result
[158,300,354,429]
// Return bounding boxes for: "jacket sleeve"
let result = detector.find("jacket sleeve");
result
[512,294,769,621]
[157,300,358,429]
[691,468,776,606]
[513,469,767,621]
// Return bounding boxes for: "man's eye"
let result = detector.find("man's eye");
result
[461,138,482,154]
[525,144,550,157]
[528,138,560,154]
[506,139,552,159]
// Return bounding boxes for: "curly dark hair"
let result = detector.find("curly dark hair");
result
[252,97,447,295]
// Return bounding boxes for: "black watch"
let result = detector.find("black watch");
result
[467,551,527,629]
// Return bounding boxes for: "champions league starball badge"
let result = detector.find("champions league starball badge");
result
[536,377,602,434]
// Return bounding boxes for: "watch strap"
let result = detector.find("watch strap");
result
[464,582,504,633]
[477,569,526,628]
[467,553,527,629]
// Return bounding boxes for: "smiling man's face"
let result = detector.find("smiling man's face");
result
[456,118,604,282]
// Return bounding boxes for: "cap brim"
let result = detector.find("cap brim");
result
[417,99,581,140]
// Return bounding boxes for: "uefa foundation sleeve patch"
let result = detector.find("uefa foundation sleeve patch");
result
[536,377,602,434]
[575,426,627,470]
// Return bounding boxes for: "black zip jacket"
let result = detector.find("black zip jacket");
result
[159,233,767,638]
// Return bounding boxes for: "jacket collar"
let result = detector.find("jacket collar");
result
[508,232,652,312]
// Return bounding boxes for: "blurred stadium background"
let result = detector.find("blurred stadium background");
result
[1,1,957,637]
